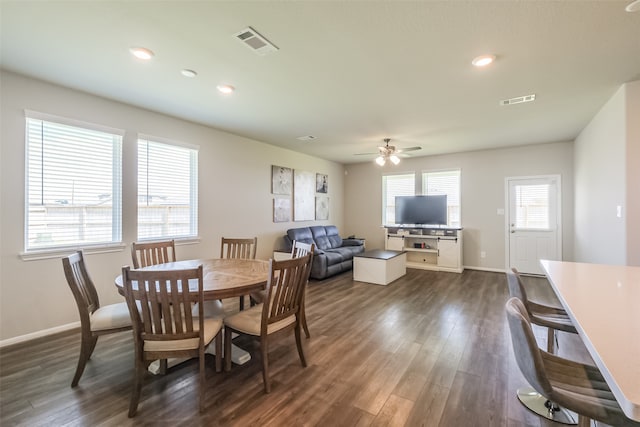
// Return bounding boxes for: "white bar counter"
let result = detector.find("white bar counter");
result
[540,260,640,421]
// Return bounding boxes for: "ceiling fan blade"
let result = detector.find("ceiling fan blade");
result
[396,146,422,153]
[354,152,378,156]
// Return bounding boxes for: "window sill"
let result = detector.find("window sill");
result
[20,243,127,261]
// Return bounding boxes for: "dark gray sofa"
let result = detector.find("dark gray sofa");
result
[283,225,365,280]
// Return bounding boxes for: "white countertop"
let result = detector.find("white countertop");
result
[540,260,640,421]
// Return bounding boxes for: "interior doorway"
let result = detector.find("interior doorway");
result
[506,175,562,275]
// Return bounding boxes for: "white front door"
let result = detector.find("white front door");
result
[506,176,561,275]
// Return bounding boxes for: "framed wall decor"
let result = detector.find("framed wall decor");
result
[293,170,315,221]
[316,173,328,193]
[271,165,292,195]
[315,196,329,220]
[273,196,291,222]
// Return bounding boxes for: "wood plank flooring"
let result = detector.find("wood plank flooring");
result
[1,268,598,426]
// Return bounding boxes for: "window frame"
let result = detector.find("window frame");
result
[23,111,124,257]
[136,135,199,241]
[382,172,416,225]
[421,169,461,227]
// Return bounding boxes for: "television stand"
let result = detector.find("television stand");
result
[384,225,463,273]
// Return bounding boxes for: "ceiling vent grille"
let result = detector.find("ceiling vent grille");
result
[234,27,278,56]
[500,94,536,106]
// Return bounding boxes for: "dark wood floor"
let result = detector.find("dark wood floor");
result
[1,268,597,426]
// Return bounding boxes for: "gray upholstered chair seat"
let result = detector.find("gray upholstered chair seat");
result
[506,297,640,427]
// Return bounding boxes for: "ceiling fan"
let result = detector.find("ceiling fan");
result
[355,138,422,166]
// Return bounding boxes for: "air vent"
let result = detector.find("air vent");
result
[234,27,278,56]
[500,94,536,106]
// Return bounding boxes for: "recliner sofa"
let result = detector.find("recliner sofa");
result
[283,225,365,280]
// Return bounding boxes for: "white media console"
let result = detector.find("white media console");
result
[384,226,463,273]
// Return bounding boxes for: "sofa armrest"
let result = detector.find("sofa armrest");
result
[341,238,364,247]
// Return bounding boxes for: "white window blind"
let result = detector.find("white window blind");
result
[422,170,461,227]
[382,173,415,224]
[514,184,550,229]
[137,138,198,240]
[25,116,123,251]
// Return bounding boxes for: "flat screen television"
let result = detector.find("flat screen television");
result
[395,195,447,225]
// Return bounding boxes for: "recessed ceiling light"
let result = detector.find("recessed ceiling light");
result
[626,0,640,12]
[472,54,496,67]
[216,84,235,94]
[181,69,197,78]
[129,47,154,60]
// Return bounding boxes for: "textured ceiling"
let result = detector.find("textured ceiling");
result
[1,1,639,164]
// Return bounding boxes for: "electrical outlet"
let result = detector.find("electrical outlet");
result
[480,251,486,258]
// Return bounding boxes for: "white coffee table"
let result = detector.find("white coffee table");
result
[353,249,406,285]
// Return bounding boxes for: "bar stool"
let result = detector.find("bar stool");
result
[506,297,640,427]
[506,268,578,424]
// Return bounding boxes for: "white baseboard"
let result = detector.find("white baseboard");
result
[463,265,506,273]
[0,321,80,348]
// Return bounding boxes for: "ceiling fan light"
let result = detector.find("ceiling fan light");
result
[472,54,496,67]
[390,155,400,165]
[375,156,386,166]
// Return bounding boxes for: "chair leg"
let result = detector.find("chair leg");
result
[87,334,99,359]
[128,360,146,418]
[214,330,223,373]
[239,295,245,311]
[71,333,97,387]
[159,359,168,375]
[199,348,205,413]
[301,300,310,339]
[260,337,271,393]
[294,322,307,367]
[224,327,233,372]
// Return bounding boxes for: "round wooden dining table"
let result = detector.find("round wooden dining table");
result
[114,258,270,370]
[114,258,270,300]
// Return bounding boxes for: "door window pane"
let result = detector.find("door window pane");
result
[514,184,549,229]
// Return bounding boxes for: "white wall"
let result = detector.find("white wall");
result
[573,81,640,265]
[625,81,640,266]
[344,142,574,271]
[0,71,345,342]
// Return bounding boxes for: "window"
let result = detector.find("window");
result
[422,170,461,227]
[25,113,123,251]
[137,137,198,240]
[382,173,415,224]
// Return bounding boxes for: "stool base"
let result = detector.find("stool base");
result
[517,387,578,425]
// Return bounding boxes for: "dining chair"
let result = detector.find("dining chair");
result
[62,251,132,387]
[121,265,223,417]
[223,253,312,393]
[131,239,176,269]
[250,240,315,338]
[505,297,640,427]
[220,237,257,310]
[506,268,579,423]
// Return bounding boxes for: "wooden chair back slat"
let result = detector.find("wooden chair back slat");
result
[220,237,257,260]
[122,266,202,346]
[63,251,101,316]
[262,254,312,329]
[131,240,176,269]
[291,240,314,258]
